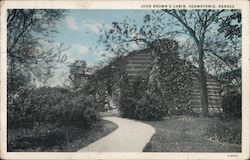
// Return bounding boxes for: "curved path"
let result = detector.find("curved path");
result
[77,117,155,152]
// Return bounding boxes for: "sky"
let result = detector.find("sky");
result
[47,10,153,86]
[46,9,232,87]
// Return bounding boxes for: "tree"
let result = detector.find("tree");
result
[99,9,241,117]
[68,60,87,89]
[162,10,242,117]
[218,10,241,39]
[7,9,67,92]
[161,10,225,116]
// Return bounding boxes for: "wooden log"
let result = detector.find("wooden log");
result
[191,101,221,106]
[130,54,152,58]
[127,61,150,65]
[191,88,220,94]
[127,69,150,72]
[126,65,149,69]
[127,63,151,67]
[191,106,222,109]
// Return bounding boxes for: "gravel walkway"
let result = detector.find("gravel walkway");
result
[77,117,155,152]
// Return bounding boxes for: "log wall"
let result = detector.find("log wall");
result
[125,49,223,115]
[126,50,152,77]
[190,73,222,115]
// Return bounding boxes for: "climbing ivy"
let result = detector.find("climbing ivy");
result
[149,39,193,115]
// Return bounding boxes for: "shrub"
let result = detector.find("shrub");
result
[120,77,140,118]
[120,76,167,120]
[205,120,241,145]
[8,87,99,150]
[8,124,65,151]
[55,93,99,129]
[135,91,166,120]
[222,91,241,118]
[8,87,99,129]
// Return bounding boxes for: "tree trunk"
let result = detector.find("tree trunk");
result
[198,48,209,117]
[65,127,70,146]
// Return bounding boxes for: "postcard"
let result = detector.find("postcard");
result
[0,0,249,159]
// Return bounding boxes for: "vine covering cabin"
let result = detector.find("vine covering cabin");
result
[85,39,223,117]
[124,48,222,115]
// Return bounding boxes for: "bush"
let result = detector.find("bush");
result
[222,91,241,118]
[8,87,99,129]
[8,124,65,151]
[8,87,99,150]
[135,91,166,120]
[120,76,167,120]
[55,93,99,128]
[205,120,241,145]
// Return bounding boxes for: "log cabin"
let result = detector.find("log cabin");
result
[125,48,223,115]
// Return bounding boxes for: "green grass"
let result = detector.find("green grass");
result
[10,119,118,152]
[205,117,241,144]
[57,119,118,152]
[143,116,241,152]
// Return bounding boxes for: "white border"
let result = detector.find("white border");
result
[1,0,249,160]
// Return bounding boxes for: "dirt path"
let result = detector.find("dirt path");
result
[77,117,155,152]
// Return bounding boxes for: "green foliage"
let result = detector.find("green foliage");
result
[217,68,241,118]
[7,70,31,94]
[83,65,112,111]
[7,9,67,92]
[135,91,167,120]
[157,59,193,115]
[69,60,87,76]
[8,87,99,129]
[69,60,87,89]
[99,10,241,117]
[205,120,241,145]
[118,40,194,119]
[120,76,167,120]
[150,39,193,115]
[222,91,241,118]
[218,10,241,39]
[8,87,99,150]
[8,124,65,151]
[84,56,127,112]
[119,76,145,118]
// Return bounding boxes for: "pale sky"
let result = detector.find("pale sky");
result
[46,9,233,87]
[47,10,153,86]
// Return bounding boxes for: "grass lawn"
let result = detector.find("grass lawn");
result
[143,116,241,152]
[47,119,118,152]
[10,119,118,152]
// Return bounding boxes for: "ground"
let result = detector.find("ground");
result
[10,115,241,152]
[143,116,241,152]
[9,119,118,152]
[52,119,118,152]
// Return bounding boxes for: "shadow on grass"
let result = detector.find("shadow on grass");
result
[143,117,241,152]
[9,119,118,152]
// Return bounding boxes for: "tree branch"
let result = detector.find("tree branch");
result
[163,10,199,45]
[204,48,234,72]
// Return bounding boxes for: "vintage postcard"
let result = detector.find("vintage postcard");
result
[0,0,249,159]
